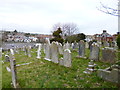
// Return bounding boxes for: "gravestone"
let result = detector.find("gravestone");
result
[27,45,31,57]
[36,44,42,59]
[51,42,59,63]
[78,40,86,58]
[63,49,72,67]
[58,43,63,54]
[97,65,120,83]
[103,41,109,47]
[24,45,27,55]
[101,47,117,63]
[85,42,89,49]
[10,49,17,88]
[73,41,77,49]
[89,43,100,61]
[88,41,93,49]
[44,41,51,61]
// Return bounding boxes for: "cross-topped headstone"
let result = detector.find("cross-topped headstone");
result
[9,49,17,88]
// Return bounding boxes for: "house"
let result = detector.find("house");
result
[94,30,114,42]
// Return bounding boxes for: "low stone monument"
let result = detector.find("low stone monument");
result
[101,47,117,63]
[83,60,97,74]
[97,64,120,84]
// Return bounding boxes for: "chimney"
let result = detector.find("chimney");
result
[103,30,107,33]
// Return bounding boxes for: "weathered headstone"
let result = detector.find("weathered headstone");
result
[36,44,42,59]
[97,65,120,83]
[85,42,89,49]
[78,40,86,58]
[63,49,72,67]
[27,45,31,57]
[51,41,59,63]
[101,47,117,63]
[58,43,63,54]
[44,42,51,61]
[10,49,17,88]
[89,43,100,61]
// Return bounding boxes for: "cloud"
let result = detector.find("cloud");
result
[0,0,118,35]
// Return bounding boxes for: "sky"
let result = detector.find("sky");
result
[0,0,118,35]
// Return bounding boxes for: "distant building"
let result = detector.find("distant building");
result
[94,30,115,42]
[36,34,53,40]
[85,35,95,42]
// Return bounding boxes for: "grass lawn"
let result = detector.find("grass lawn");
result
[2,48,119,88]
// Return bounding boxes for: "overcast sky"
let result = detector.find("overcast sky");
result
[0,0,118,35]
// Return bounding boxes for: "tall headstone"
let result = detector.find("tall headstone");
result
[10,49,17,88]
[85,42,89,49]
[63,49,72,67]
[27,45,31,57]
[44,41,51,61]
[36,44,42,59]
[78,40,86,58]
[101,47,117,63]
[89,43,100,61]
[58,43,63,54]
[51,42,59,63]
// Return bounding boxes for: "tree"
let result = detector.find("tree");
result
[65,33,86,43]
[50,27,64,44]
[97,0,120,16]
[52,22,79,36]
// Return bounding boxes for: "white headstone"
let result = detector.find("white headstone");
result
[63,49,72,67]
[36,44,42,59]
[51,42,59,63]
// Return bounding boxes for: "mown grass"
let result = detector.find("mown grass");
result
[2,48,119,88]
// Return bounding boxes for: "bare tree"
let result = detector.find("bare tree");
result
[52,22,79,36]
[97,0,120,16]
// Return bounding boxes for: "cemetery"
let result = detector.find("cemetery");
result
[1,40,120,88]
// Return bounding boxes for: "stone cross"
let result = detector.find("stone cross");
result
[63,49,72,67]
[10,49,17,88]
[89,43,100,61]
